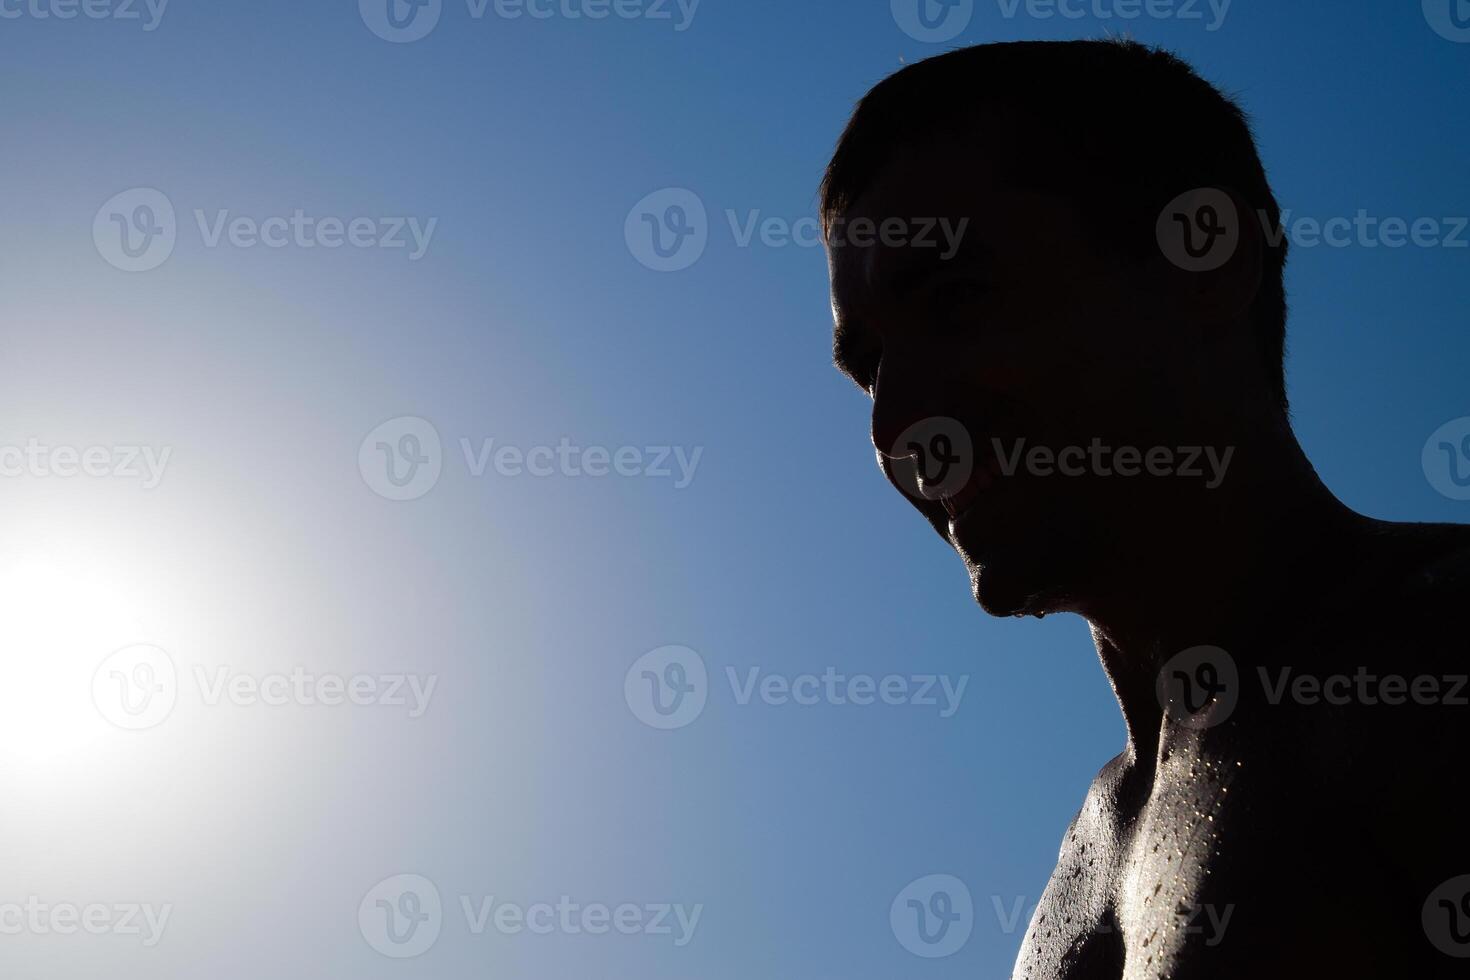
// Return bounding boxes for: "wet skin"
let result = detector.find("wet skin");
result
[827,141,1470,977]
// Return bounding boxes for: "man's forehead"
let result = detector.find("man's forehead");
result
[827,150,1001,307]
[827,144,1097,308]
[838,143,1004,225]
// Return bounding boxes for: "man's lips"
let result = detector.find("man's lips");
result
[939,452,1004,524]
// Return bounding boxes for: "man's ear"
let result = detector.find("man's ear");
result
[1149,185,1265,327]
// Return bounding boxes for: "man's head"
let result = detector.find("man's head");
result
[823,40,1288,617]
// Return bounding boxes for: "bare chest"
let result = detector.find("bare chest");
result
[1009,749,1240,980]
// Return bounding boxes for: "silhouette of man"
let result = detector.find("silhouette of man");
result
[822,40,1470,977]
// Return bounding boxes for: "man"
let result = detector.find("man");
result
[822,40,1469,977]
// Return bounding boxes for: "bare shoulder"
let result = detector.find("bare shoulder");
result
[1174,522,1470,976]
[1010,750,1136,978]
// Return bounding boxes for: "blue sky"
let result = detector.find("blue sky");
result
[1,1,1467,977]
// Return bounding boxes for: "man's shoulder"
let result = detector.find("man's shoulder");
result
[1305,520,1470,654]
[1366,520,1470,601]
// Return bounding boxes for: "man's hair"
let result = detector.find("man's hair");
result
[820,39,1290,411]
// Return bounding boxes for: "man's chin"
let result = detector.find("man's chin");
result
[952,510,1090,618]
[964,556,1068,619]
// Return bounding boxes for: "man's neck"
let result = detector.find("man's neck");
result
[1079,427,1372,762]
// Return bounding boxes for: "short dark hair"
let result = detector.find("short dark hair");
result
[820,39,1289,411]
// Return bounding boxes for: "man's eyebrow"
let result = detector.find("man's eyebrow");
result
[832,318,875,386]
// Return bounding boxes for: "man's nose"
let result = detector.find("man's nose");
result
[869,356,943,464]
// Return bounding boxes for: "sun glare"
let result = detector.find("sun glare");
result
[0,552,150,772]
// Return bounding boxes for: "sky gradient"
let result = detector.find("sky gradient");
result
[1,1,1467,976]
